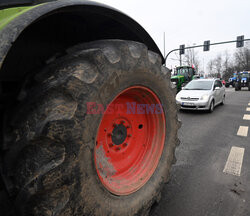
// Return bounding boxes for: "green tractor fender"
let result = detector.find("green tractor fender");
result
[0,0,164,81]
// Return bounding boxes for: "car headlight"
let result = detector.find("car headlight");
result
[176,94,181,100]
[200,94,209,101]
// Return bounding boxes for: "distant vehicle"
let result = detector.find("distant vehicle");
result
[171,66,196,92]
[176,79,225,112]
[225,73,237,87]
[235,71,250,91]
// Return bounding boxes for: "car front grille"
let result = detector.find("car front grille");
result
[181,105,196,108]
[180,97,199,101]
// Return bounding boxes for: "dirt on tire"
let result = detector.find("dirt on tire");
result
[1,40,180,216]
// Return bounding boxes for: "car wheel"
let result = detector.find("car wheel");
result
[235,82,240,91]
[221,95,225,105]
[209,100,214,113]
[2,40,179,216]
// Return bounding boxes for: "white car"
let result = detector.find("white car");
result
[176,79,225,112]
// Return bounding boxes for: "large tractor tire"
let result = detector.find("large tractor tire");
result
[235,82,240,91]
[2,40,179,216]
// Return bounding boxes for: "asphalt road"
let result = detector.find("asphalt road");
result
[150,87,250,216]
[1,87,249,216]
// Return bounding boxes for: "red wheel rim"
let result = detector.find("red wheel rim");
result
[94,86,166,195]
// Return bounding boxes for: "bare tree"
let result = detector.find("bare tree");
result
[183,48,200,72]
[206,55,222,78]
[222,51,234,80]
[214,54,223,78]
[206,42,250,80]
[207,59,215,77]
[223,51,230,72]
[234,44,250,71]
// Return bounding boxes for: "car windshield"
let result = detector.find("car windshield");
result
[176,68,189,75]
[242,73,250,78]
[184,80,213,90]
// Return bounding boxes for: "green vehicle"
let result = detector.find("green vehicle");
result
[171,66,196,91]
[0,1,179,216]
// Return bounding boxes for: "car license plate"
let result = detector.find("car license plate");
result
[182,102,194,106]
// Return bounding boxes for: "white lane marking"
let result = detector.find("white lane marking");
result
[246,107,250,111]
[223,147,245,176]
[243,114,250,120]
[237,126,249,137]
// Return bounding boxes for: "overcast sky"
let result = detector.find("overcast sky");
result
[96,0,250,72]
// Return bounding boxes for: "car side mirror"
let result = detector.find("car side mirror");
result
[215,87,220,90]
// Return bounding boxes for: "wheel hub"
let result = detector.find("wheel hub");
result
[94,86,166,195]
[111,124,127,145]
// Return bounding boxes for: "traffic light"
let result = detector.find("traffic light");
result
[203,40,210,51]
[236,35,244,48]
[179,44,185,55]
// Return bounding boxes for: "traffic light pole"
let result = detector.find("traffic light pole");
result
[164,38,250,63]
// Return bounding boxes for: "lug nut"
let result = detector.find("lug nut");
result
[128,134,132,137]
